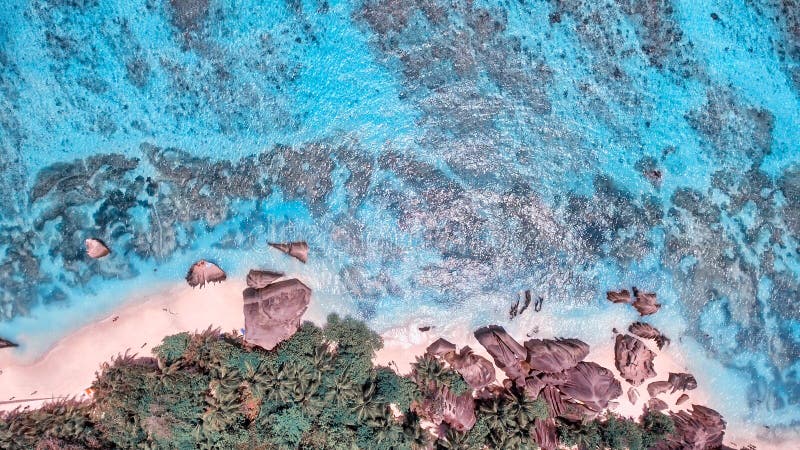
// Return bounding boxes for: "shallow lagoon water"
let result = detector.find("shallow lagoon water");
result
[0,0,799,435]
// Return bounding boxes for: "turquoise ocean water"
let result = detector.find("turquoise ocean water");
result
[1,0,799,434]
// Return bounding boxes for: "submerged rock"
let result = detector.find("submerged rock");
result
[666,405,726,449]
[269,241,309,263]
[0,337,18,349]
[426,338,457,357]
[614,334,656,386]
[524,338,590,373]
[606,289,632,304]
[632,289,661,316]
[668,372,698,393]
[559,361,622,411]
[445,347,495,390]
[474,325,529,384]
[628,322,670,349]
[246,269,283,289]
[242,278,311,350]
[85,238,110,259]
[185,260,227,288]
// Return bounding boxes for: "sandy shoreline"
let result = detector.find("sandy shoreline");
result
[0,282,791,448]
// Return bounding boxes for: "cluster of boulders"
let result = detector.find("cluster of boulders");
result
[182,241,310,350]
[413,288,728,449]
[422,325,622,449]
[606,287,661,316]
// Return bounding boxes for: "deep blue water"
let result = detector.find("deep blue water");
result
[0,0,799,432]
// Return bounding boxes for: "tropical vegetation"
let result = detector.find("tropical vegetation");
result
[0,314,673,449]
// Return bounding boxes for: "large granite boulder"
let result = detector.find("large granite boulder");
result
[538,384,566,417]
[668,372,698,393]
[85,238,110,259]
[606,289,632,304]
[439,387,476,432]
[533,418,558,450]
[246,269,283,289]
[415,385,477,432]
[474,325,529,385]
[524,338,590,373]
[269,241,309,263]
[185,260,227,288]
[614,334,656,386]
[559,361,622,411]
[647,380,672,397]
[426,338,457,357]
[445,347,496,390]
[243,279,311,350]
[661,405,726,450]
[628,322,670,349]
[632,289,661,316]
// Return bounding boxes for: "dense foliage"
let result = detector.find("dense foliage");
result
[0,314,674,449]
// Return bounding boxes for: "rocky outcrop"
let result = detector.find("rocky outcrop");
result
[85,238,110,259]
[269,241,309,263]
[628,387,639,404]
[416,384,476,432]
[559,362,622,411]
[439,388,476,432]
[524,338,590,373]
[662,405,726,449]
[185,260,227,288]
[607,288,661,316]
[242,279,311,350]
[614,334,656,386]
[426,338,457,357]
[445,347,495,390]
[0,337,18,349]
[606,289,632,303]
[632,289,661,316]
[647,397,669,411]
[474,326,529,385]
[647,381,672,397]
[668,372,697,393]
[628,322,670,349]
[539,384,567,417]
[533,418,558,450]
[246,269,283,289]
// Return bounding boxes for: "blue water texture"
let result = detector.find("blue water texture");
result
[0,0,799,432]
